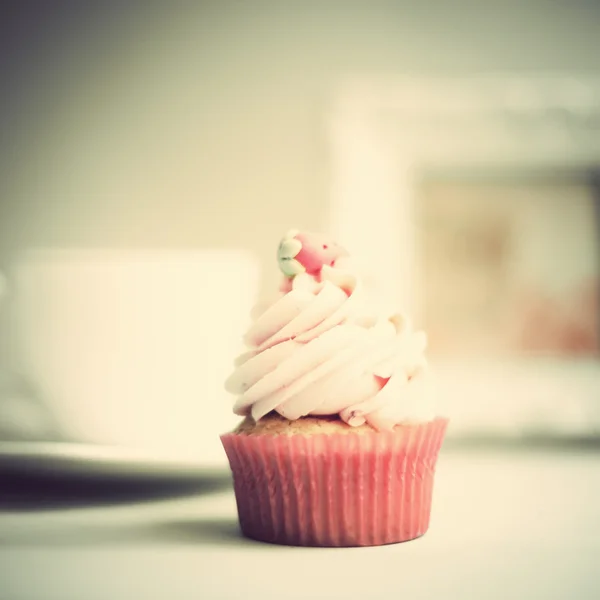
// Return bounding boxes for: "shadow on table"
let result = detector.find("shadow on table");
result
[0,472,233,511]
[154,518,249,546]
[0,517,258,548]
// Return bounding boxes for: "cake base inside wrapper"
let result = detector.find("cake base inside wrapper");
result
[221,415,448,547]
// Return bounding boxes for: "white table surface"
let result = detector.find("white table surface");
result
[1,449,599,600]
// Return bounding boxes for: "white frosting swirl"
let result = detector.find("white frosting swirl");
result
[225,261,435,430]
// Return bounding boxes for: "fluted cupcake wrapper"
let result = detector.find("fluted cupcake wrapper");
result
[221,418,448,547]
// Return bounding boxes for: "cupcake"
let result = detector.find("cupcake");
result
[221,230,448,547]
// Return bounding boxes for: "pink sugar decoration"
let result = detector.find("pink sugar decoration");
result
[293,232,349,276]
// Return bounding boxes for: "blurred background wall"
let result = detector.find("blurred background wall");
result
[1,1,600,290]
[0,1,599,458]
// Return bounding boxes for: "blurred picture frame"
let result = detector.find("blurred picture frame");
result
[328,75,600,438]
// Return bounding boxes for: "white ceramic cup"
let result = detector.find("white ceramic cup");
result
[9,248,259,465]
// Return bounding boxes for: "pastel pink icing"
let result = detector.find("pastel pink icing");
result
[225,232,435,430]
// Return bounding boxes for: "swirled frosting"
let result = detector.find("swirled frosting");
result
[225,231,435,430]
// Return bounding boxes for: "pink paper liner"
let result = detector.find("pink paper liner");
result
[221,418,448,547]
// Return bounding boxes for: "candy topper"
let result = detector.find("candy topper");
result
[277,230,349,278]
